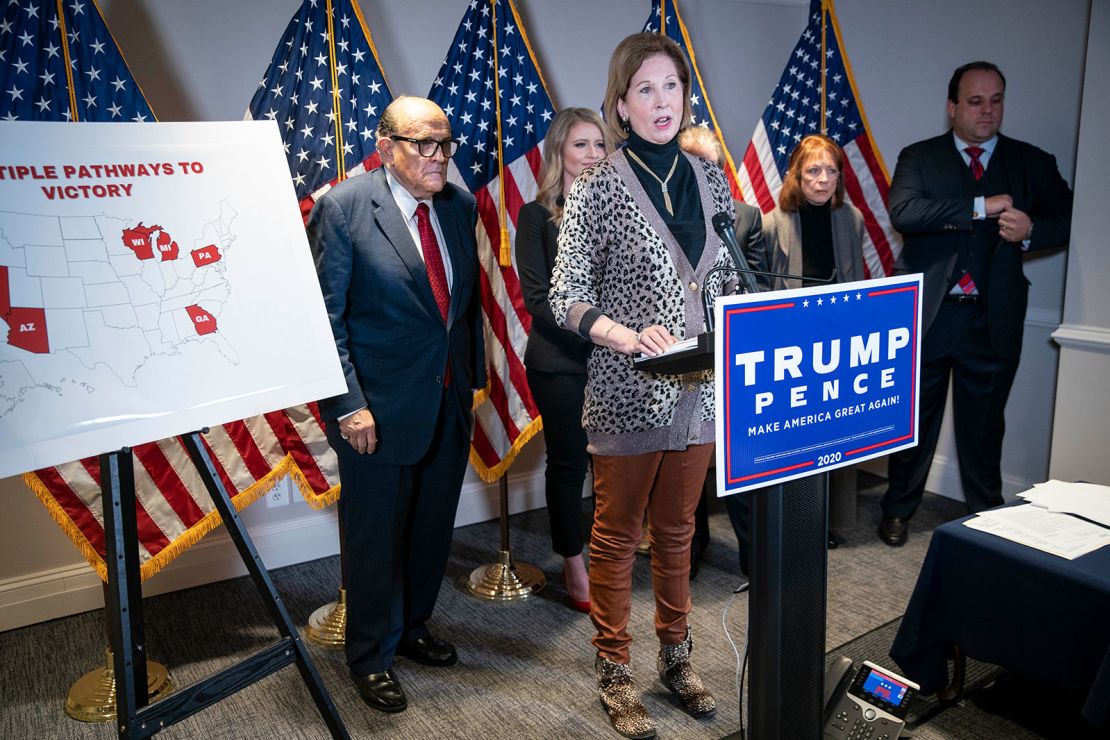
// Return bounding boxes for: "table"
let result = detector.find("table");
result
[890,503,1110,728]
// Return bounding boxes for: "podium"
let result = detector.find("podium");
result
[642,272,922,739]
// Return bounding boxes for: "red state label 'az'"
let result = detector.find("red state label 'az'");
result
[6,307,49,353]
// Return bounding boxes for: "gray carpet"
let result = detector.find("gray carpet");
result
[0,475,1096,738]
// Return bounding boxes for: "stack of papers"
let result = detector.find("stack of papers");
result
[963,481,1110,559]
[964,505,1110,560]
[1016,480,1110,527]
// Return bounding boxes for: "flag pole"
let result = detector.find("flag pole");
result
[819,0,827,135]
[303,0,351,646]
[490,0,511,266]
[464,1,544,602]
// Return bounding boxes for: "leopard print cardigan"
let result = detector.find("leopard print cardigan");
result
[550,149,735,456]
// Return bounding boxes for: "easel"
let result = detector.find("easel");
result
[99,431,348,738]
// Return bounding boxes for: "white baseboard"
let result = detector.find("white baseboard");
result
[858,453,1035,505]
[0,469,552,632]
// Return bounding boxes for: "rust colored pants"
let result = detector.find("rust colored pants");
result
[589,443,713,664]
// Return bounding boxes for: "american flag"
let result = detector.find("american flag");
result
[246,0,393,223]
[0,0,153,122]
[8,1,343,582]
[738,0,900,278]
[642,0,743,200]
[427,0,547,482]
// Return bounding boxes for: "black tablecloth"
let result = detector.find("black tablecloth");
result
[890,503,1110,727]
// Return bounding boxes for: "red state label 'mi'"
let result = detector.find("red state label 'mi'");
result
[6,307,49,353]
[156,231,179,261]
[184,305,217,335]
[191,245,222,267]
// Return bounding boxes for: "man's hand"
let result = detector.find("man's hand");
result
[985,194,1013,217]
[998,207,1033,243]
[339,408,378,454]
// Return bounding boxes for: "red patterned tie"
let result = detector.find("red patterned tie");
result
[965,146,985,181]
[415,203,450,321]
[415,202,451,386]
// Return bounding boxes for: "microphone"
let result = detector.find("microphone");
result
[712,211,761,295]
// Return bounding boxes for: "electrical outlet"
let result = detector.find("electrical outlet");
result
[267,483,289,508]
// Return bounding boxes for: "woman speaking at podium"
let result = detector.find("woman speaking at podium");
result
[517,107,613,614]
[549,32,735,739]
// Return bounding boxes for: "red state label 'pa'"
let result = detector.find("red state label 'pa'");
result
[6,307,49,353]
[191,245,222,267]
[184,305,217,336]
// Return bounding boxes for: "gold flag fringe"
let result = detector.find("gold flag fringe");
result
[22,453,341,583]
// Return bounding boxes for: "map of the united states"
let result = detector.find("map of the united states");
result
[0,201,239,416]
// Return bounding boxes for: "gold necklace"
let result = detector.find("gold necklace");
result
[626,149,679,216]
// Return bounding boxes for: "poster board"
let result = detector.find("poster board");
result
[0,121,345,478]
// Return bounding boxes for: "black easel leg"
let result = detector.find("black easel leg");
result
[180,433,348,739]
[101,449,148,738]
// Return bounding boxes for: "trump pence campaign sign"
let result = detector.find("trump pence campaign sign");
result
[715,274,922,496]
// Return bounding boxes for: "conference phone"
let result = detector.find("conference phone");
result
[823,657,920,740]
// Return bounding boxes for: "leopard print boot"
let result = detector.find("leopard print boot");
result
[595,655,657,739]
[657,628,716,717]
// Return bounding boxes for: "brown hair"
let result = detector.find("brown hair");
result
[602,32,691,144]
[536,108,613,223]
[777,134,846,212]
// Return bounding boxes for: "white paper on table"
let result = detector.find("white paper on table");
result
[1016,480,1110,528]
[963,504,1110,560]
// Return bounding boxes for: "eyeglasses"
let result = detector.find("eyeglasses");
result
[390,135,459,159]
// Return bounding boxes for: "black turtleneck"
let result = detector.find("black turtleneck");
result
[624,130,705,268]
[798,199,835,284]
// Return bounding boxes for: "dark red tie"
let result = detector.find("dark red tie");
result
[415,202,450,322]
[415,202,451,386]
[965,146,985,181]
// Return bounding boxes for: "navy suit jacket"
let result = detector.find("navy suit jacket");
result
[889,131,1072,356]
[308,166,485,466]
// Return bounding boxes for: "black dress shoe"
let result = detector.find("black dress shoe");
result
[878,515,909,547]
[398,634,457,666]
[353,668,407,713]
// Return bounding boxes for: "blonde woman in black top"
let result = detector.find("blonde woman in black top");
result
[517,108,612,613]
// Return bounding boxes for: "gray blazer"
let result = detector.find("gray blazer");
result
[761,202,866,289]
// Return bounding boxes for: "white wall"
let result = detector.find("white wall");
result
[0,0,1094,630]
[1049,0,1110,485]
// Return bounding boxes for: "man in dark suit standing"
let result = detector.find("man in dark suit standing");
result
[878,62,1072,546]
[308,96,484,711]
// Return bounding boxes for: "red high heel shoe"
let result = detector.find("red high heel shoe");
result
[564,558,590,613]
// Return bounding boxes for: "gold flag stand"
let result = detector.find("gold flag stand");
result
[305,513,347,647]
[467,477,545,600]
[65,647,174,723]
[65,584,174,723]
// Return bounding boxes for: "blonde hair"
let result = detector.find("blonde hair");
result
[677,127,724,167]
[602,32,692,144]
[778,134,846,212]
[537,108,612,223]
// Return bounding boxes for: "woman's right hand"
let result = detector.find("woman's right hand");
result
[598,321,676,357]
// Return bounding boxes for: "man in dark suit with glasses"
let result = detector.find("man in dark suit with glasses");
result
[308,95,484,712]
